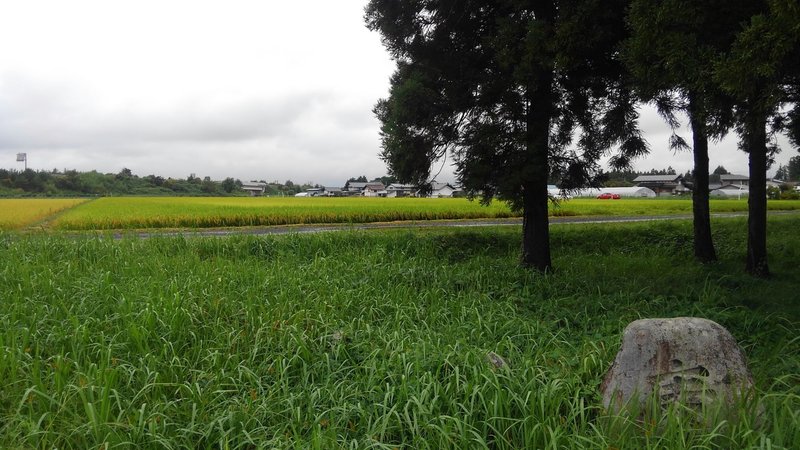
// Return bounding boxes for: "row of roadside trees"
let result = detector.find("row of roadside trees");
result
[367,0,799,277]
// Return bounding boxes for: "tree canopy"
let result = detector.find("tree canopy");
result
[623,0,766,263]
[367,0,646,270]
[714,0,800,277]
[788,156,800,181]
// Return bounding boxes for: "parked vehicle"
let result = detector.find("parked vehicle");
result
[597,193,621,199]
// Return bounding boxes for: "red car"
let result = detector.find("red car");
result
[597,193,621,199]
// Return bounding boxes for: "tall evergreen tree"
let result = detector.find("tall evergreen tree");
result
[789,156,800,181]
[366,0,646,271]
[624,0,761,263]
[716,0,800,277]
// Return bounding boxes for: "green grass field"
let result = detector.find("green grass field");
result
[19,196,800,231]
[1,216,797,448]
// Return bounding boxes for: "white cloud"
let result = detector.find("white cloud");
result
[0,0,396,185]
[0,1,795,186]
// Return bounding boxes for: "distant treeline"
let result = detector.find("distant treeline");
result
[0,168,317,197]
[599,166,680,187]
[598,165,746,188]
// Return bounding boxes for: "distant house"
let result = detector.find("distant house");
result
[241,182,267,196]
[304,187,324,196]
[386,183,417,197]
[323,186,344,197]
[419,182,464,198]
[343,181,368,195]
[710,176,750,198]
[432,182,456,198]
[363,183,387,197]
[633,174,690,196]
[719,174,749,188]
[573,186,657,198]
[342,181,389,197]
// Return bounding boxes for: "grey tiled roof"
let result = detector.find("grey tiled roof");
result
[633,175,681,182]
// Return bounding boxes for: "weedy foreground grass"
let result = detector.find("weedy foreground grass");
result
[0,216,798,448]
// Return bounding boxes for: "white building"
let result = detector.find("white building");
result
[241,182,267,196]
[719,174,749,188]
[423,182,464,198]
[573,187,657,198]
[363,183,387,197]
[710,188,749,198]
[386,184,417,197]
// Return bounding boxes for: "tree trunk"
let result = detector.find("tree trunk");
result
[521,75,554,272]
[521,178,551,271]
[688,95,717,262]
[745,110,770,277]
[520,2,556,272]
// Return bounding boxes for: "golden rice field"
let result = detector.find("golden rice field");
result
[50,197,517,230]
[0,198,88,230]
[2,196,799,231]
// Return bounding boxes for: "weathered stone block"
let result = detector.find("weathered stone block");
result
[601,317,754,414]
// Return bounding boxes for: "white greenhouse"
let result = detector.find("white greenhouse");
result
[572,187,657,198]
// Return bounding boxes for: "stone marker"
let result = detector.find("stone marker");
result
[601,317,754,414]
[486,351,508,370]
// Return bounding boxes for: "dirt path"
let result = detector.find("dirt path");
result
[100,210,800,239]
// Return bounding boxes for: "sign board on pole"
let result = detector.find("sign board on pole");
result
[16,153,26,162]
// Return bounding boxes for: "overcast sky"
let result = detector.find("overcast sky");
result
[0,1,795,186]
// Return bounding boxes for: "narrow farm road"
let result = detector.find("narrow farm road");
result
[107,210,800,239]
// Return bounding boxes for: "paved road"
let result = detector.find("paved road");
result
[107,210,800,239]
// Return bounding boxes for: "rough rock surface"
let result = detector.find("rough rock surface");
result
[601,317,754,413]
[486,351,508,370]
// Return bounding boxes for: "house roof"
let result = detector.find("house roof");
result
[431,182,456,191]
[387,183,416,190]
[720,174,749,181]
[573,187,657,197]
[363,183,386,191]
[241,182,266,191]
[633,175,682,183]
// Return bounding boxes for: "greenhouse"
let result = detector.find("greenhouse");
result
[572,187,658,198]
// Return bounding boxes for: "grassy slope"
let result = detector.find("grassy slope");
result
[0,217,797,448]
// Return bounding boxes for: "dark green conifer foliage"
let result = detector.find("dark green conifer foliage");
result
[624,0,763,264]
[366,0,646,271]
[716,0,800,277]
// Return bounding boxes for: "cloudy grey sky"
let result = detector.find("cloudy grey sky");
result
[0,1,795,186]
